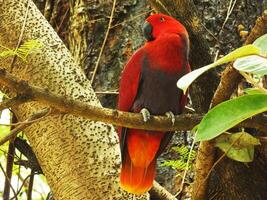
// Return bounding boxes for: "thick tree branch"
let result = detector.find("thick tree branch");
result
[0,68,200,131]
[0,68,266,135]
[193,11,267,200]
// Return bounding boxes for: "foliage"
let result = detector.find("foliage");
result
[177,34,267,93]
[177,33,267,163]
[161,145,196,170]
[177,44,260,93]
[0,39,43,61]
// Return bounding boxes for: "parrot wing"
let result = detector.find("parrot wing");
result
[118,48,145,157]
[118,48,144,112]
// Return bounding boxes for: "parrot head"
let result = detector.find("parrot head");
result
[143,14,188,41]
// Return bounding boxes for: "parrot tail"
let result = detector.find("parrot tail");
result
[119,150,156,195]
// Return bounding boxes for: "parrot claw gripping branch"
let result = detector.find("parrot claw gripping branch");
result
[140,108,151,122]
[118,14,190,195]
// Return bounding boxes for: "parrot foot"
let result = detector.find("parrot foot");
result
[140,108,151,122]
[165,111,175,126]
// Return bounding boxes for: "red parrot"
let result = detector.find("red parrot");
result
[118,14,190,195]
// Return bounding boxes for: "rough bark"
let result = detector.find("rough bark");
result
[64,0,150,108]
[0,0,147,199]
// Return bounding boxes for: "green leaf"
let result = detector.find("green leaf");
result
[0,40,43,61]
[177,45,260,93]
[0,49,17,58]
[16,39,43,60]
[161,160,188,170]
[215,132,260,162]
[253,33,267,55]
[233,55,267,76]
[162,145,196,170]
[196,94,267,141]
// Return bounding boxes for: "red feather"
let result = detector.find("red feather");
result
[118,13,190,195]
[118,48,144,112]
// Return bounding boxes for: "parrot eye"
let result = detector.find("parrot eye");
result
[160,17,165,22]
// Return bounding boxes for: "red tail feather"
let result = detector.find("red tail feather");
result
[119,129,164,195]
[120,150,156,195]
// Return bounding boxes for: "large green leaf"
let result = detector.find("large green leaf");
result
[177,45,260,93]
[215,132,260,162]
[196,94,267,141]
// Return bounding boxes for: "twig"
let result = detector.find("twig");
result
[175,137,196,197]
[16,139,23,195]
[218,0,237,35]
[201,22,220,44]
[10,172,37,200]
[150,181,177,200]
[44,0,52,20]
[90,0,117,84]
[56,6,70,33]
[3,115,16,200]
[0,163,18,200]
[0,110,52,127]
[49,1,60,28]
[0,108,51,146]
[95,90,118,95]
[0,95,32,112]
[153,0,171,16]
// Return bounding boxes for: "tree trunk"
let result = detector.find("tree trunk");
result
[0,0,147,199]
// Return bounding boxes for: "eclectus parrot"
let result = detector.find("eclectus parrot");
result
[118,14,190,195]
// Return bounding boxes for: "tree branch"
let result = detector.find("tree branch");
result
[0,68,266,135]
[150,181,177,200]
[0,68,201,131]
